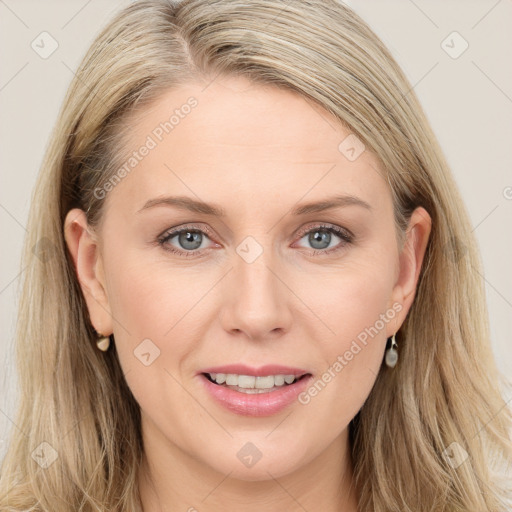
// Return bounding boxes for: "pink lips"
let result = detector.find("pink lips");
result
[198,364,312,417]
[199,363,309,377]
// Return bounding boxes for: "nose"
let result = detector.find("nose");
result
[220,245,293,342]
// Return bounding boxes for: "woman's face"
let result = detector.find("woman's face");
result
[66,75,430,482]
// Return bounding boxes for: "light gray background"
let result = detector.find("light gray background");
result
[1,0,511,465]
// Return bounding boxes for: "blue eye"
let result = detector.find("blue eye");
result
[158,224,214,257]
[169,230,204,251]
[294,224,353,255]
[157,223,353,257]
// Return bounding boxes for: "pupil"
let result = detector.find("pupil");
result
[180,231,202,250]
[310,230,330,249]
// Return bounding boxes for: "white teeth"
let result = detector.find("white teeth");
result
[225,374,238,386]
[208,373,300,389]
[237,375,256,388]
[274,375,285,386]
[255,375,274,389]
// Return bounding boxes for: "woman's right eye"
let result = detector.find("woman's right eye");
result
[157,224,216,256]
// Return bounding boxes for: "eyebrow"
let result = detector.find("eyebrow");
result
[137,194,372,216]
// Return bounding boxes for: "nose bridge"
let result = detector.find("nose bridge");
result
[222,234,291,339]
[235,234,281,311]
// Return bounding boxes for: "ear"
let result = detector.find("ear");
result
[63,208,113,336]
[388,206,431,335]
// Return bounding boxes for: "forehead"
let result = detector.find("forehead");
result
[129,76,355,154]
[105,75,390,217]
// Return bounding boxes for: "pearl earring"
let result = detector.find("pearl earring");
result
[96,333,111,352]
[385,333,398,368]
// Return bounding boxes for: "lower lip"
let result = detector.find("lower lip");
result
[200,374,313,417]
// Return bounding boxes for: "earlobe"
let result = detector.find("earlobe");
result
[390,206,432,330]
[63,208,113,336]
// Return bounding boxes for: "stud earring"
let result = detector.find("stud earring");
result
[385,333,398,368]
[96,333,111,352]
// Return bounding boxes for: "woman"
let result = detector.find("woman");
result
[1,0,511,510]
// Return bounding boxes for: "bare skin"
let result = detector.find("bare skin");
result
[64,75,431,511]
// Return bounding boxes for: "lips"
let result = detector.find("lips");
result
[198,364,313,416]
[199,364,310,377]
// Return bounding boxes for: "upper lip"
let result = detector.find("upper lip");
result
[199,364,311,377]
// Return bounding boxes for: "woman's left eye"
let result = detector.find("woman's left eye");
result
[157,223,353,257]
[294,224,353,255]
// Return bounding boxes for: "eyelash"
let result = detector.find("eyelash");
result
[157,223,354,258]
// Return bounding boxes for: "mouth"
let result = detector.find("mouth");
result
[198,365,313,416]
[202,372,311,394]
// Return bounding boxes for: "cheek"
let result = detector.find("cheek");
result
[100,246,206,395]
[293,252,397,429]
[297,248,397,346]
[103,243,208,340]
[102,255,207,434]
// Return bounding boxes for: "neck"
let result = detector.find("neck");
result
[138,419,358,512]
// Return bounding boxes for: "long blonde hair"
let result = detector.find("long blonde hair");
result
[1,0,511,510]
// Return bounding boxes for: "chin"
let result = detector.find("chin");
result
[200,435,312,482]
[214,457,301,482]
